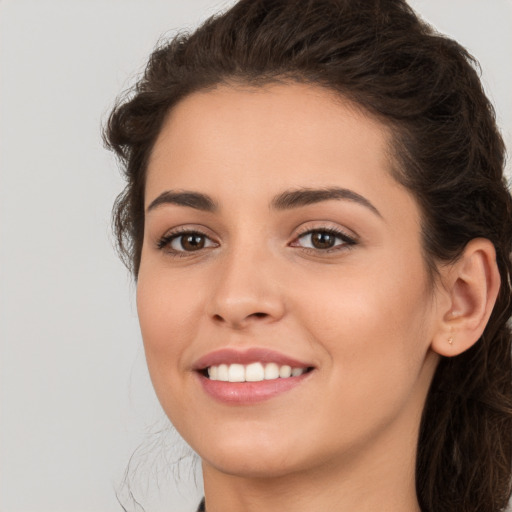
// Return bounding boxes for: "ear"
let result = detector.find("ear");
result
[431,238,501,357]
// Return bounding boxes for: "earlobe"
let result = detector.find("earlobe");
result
[431,238,501,358]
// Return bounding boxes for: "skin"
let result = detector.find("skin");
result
[137,83,498,512]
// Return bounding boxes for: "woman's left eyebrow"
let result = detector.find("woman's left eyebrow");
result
[271,187,382,218]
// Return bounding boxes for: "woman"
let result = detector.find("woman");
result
[105,0,512,510]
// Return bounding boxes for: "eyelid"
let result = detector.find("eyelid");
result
[294,222,357,241]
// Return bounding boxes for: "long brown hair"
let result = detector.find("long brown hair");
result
[104,1,512,510]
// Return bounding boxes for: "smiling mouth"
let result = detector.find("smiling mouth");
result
[200,362,314,382]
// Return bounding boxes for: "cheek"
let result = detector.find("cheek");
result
[292,255,433,388]
[288,266,433,448]
[136,267,204,375]
[136,268,209,428]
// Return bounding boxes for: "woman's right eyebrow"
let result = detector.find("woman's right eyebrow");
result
[146,190,218,213]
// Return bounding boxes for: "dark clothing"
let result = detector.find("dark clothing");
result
[197,498,206,511]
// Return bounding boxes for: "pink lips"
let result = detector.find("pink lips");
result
[193,348,314,405]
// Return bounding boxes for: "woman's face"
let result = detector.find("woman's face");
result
[138,83,441,479]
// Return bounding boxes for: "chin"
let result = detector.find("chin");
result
[202,446,306,479]
[188,423,310,478]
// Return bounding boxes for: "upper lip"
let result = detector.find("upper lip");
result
[193,347,313,370]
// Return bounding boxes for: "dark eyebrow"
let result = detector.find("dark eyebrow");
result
[146,190,217,213]
[271,187,382,217]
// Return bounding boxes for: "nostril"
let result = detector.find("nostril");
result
[211,311,269,328]
[211,311,270,329]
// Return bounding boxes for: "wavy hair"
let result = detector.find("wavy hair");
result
[104,1,512,510]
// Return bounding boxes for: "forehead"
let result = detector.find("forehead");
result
[145,83,411,221]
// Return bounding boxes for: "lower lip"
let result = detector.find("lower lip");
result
[197,371,313,404]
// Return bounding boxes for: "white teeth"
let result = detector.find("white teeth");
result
[207,362,308,382]
[245,362,265,382]
[279,365,292,378]
[208,366,218,380]
[228,363,245,382]
[264,362,280,380]
[217,364,229,381]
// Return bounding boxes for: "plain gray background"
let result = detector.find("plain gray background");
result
[0,1,511,511]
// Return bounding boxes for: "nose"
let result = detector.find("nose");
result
[206,245,286,329]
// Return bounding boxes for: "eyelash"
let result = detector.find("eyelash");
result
[156,226,357,256]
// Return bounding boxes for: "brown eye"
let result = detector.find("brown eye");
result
[179,234,206,251]
[293,229,356,251]
[310,232,336,249]
[164,232,216,253]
